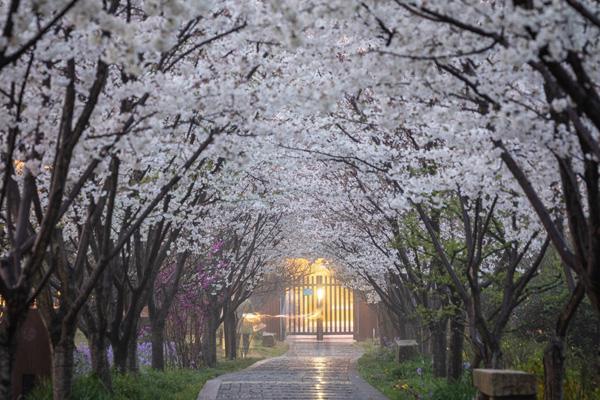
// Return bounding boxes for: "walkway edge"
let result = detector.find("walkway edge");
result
[197,377,221,400]
[349,361,389,400]
[197,356,286,400]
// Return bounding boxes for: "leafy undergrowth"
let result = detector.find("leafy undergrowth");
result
[28,342,288,400]
[357,342,475,400]
[504,337,600,400]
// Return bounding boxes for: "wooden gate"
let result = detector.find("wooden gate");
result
[284,274,354,335]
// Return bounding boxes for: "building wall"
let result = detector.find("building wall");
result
[12,309,52,400]
[354,295,379,341]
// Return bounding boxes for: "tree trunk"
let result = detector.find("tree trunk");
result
[201,313,218,367]
[396,317,408,339]
[430,319,447,378]
[127,336,138,373]
[223,310,237,360]
[51,331,76,400]
[543,283,584,400]
[417,323,426,354]
[148,251,188,370]
[468,306,501,369]
[543,336,566,400]
[485,340,503,369]
[0,298,30,399]
[111,325,140,374]
[113,342,127,373]
[151,321,166,370]
[89,333,112,391]
[447,315,464,381]
[0,338,15,400]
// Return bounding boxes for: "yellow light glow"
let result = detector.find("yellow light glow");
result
[284,258,354,334]
[316,287,324,301]
[285,258,332,276]
[242,312,263,323]
[13,160,25,174]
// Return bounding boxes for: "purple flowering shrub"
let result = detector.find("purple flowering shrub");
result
[73,341,153,377]
[137,341,152,367]
[73,345,92,376]
[161,239,232,368]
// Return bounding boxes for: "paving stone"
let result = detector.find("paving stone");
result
[211,340,386,400]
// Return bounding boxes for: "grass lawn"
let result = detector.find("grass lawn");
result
[356,341,475,400]
[28,341,288,400]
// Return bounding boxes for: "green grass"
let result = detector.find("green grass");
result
[28,342,288,400]
[217,338,288,360]
[356,341,475,400]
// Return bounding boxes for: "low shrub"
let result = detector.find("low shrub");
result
[357,343,475,400]
[27,358,259,400]
[503,335,600,400]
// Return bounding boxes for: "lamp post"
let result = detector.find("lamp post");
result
[316,276,324,341]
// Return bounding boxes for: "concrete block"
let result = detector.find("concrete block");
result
[262,332,275,347]
[394,339,418,362]
[473,369,536,399]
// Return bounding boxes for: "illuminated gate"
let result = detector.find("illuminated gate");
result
[284,268,354,335]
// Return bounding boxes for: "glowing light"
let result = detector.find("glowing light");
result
[242,312,263,323]
[316,287,324,301]
[13,160,25,174]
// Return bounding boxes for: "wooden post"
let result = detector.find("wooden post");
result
[472,369,536,400]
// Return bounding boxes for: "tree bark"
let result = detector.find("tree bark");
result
[0,288,32,398]
[487,340,503,369]
[51,330,76,400]
[89,333,112,391]
[113,342,127,374]
[127,335,138,373]
[151,321,166,370]
[430,319,447,378]
[223,309,238,360]
[543,283,584,400]
[397,317,408,340]
[447,315,464,381]
[0,335,16,400]
[148,251,189,370]
[201,313,219,367]
[544,337,566,400]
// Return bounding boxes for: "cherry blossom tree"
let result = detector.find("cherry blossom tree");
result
[249,1,598,396]
[2,1,598,399]
[0,0,251,397]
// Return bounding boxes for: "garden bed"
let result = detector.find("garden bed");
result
[356,342,475,400]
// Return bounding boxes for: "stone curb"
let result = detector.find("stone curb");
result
[197,377,222,400]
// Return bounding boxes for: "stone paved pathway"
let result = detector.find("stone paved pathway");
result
[198,339,387,400]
